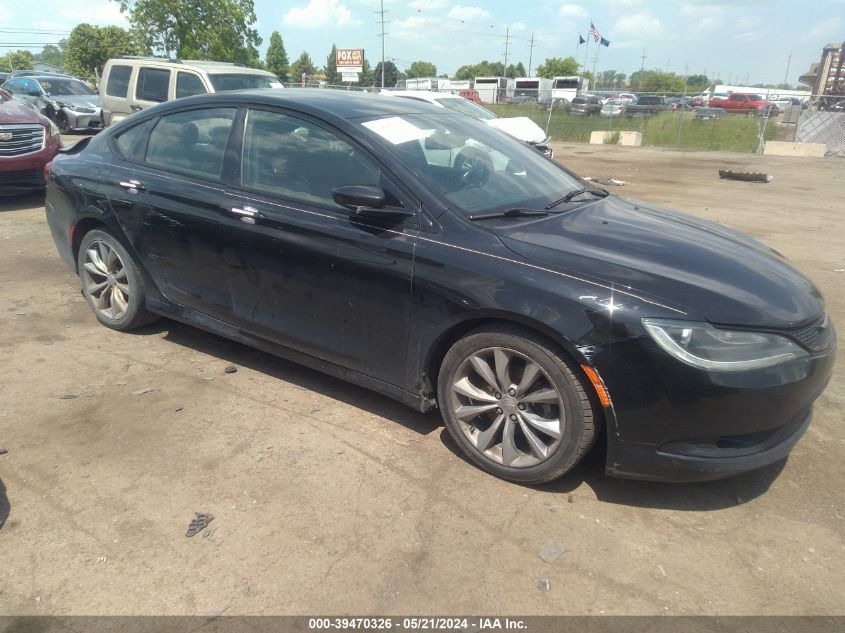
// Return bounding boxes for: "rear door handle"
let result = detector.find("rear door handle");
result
[130,105,143,112]
[227,205,264,224]
[119,179,145,192]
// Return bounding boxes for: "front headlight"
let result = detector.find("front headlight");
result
[642,319,808,371]
[48,120,60,137]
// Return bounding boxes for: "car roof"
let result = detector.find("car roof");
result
[107,57,276,76]
[383,90,460,103]
[146,88,448,121]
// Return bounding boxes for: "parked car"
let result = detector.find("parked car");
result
[44,90,835,484]
[568,95,603,115]
[0,72,9,84]
[383,90,553,158]
[100,57,283,127]
[627,95,667,117]
[0,88,62,193]
[1,75,102,133]
[7,70,67,79]
[709,93,778,116]
[693,107,726,121]
[459,88,482,104]
[600,98,627,117]
[690,95,708,107]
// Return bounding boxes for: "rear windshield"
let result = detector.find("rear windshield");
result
[208,74,277,91]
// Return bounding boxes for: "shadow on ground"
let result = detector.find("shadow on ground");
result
[0,191,45,212]
[0,476,9,531]
[138,319,441,437]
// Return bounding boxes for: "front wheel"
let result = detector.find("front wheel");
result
[56,111,71,133]
[437,326,597,484]
[77,229,160,331]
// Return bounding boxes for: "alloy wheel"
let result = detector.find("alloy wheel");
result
[81,240,130,320]
[449,347,564,468]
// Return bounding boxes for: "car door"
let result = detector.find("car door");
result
[105,106,239,321]
[219,107,417,384]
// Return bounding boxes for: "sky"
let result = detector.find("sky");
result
[2,0,844,85]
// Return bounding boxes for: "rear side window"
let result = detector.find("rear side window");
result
[106,65,132,98]
[176,72,207,99]
[114,118,155,160]
[136,68,170,103]
[145,108,237,180]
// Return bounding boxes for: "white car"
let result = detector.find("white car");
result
[382,90,553,158]
[600,98,627,117]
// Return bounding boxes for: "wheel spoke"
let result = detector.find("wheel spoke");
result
[454,403,499,421]
[501,416,519,466]
[493,348,512,391]
[516,361,541,396]
[97,243,111,271]
[116,281,130,295]
[469,354,500,391]
[520,410,562,440]
[87,280,108,296]
[105,244,119,271]
[518,416,549,460]
[452,376,498,403]
[476,413,505,452]
[111,287,128,317]
[95,286,111,311]
[114,268,127,281]
[85,249,108,275]
[520,387,560,405]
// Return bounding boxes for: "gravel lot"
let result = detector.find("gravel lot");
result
[0,142,842,615]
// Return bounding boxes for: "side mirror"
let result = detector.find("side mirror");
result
[332,185,413,220]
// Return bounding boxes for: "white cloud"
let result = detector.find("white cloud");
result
[559,4,587,18]
[447,5,491,22]
[58,1,128,27]
[392,15,432,41]
[283,0,360,29]
[613,12,661,37]
[807,16,841,40]
[409,0,448,8]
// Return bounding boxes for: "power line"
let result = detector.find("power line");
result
[502,27,512,74]
[375,0,389,88]
[527,33,536,77]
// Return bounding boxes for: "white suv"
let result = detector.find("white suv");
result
[100,57,282,127]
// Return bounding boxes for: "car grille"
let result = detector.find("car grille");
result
[784,315,835,352]
[0,169,44,186]
[0,124,46,157]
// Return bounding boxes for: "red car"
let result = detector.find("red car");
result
[459,88,482,104]
[708,93,778,116]
[0,88,62,193]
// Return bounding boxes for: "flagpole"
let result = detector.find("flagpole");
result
[583,36,590,86]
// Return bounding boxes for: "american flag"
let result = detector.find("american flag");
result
[589,22,601,43]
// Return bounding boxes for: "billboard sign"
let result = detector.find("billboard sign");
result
[341,71,360,83]
[336,48,364,73]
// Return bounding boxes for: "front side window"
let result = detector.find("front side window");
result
[136,68,170,103]
[359,112,582,216]
[145,108,237,179]
[106,65,132,98]
[176,72,207,99]
[241,109,382,209]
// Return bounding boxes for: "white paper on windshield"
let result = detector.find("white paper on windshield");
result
[362,116,429,145]
[269,82,284,89]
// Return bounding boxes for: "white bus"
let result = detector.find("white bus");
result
[513,77,553,104]
[551,76,587,103]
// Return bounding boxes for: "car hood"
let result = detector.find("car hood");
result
[485,116,547,144]
[0,98,44,125]
[50,94,102,109]
[495,196,823,327]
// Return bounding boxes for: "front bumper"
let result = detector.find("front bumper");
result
[0,134,60,192]
[593,330,836,482]
[64,108,103,131]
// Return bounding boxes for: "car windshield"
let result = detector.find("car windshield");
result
[435,97,497,120]
[358,112,583,216]
[208,73,277,91]
[37,78,95,96]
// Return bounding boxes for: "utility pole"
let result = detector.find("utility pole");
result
[502,27,512,76]
[640,48,647,72]
[528,32,536,77]
[783,49,792,88]
[375,0,389,88]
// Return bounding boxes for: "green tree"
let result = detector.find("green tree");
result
[373,60,401,87]
[64,24,145,80]
[265,31,289,82]
[505,62,526,78]
[116,0,261,65]
[290,51,317,84]
[405,60,437,79]
[358,57,373,87]
[628,70,686,93]
[0,50,34,72]
[536,56,580,79]
[324,44,339,85]
[34,44,65,68]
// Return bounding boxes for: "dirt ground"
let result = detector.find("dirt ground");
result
[0,142,842,616]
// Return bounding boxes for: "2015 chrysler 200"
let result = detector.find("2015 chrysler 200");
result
[44,90,835,484]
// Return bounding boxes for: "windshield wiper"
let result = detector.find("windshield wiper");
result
[545,187,609,210]
[468,208,551,221]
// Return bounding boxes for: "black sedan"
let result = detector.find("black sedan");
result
[44,90,835,484]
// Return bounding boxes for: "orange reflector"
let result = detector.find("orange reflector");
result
[581,365,611,408]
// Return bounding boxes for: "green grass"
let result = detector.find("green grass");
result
[487,105,778,153]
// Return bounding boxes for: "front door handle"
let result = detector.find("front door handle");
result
[119,179,145,192]
[228,205,264,224]
[130,105,143,112]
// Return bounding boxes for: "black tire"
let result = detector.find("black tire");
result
[77,228,160,331]
[437,325,597,484]
[56,111,71,134]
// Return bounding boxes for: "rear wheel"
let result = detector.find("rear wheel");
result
[437,326,597,484]
[77,229,160,331]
